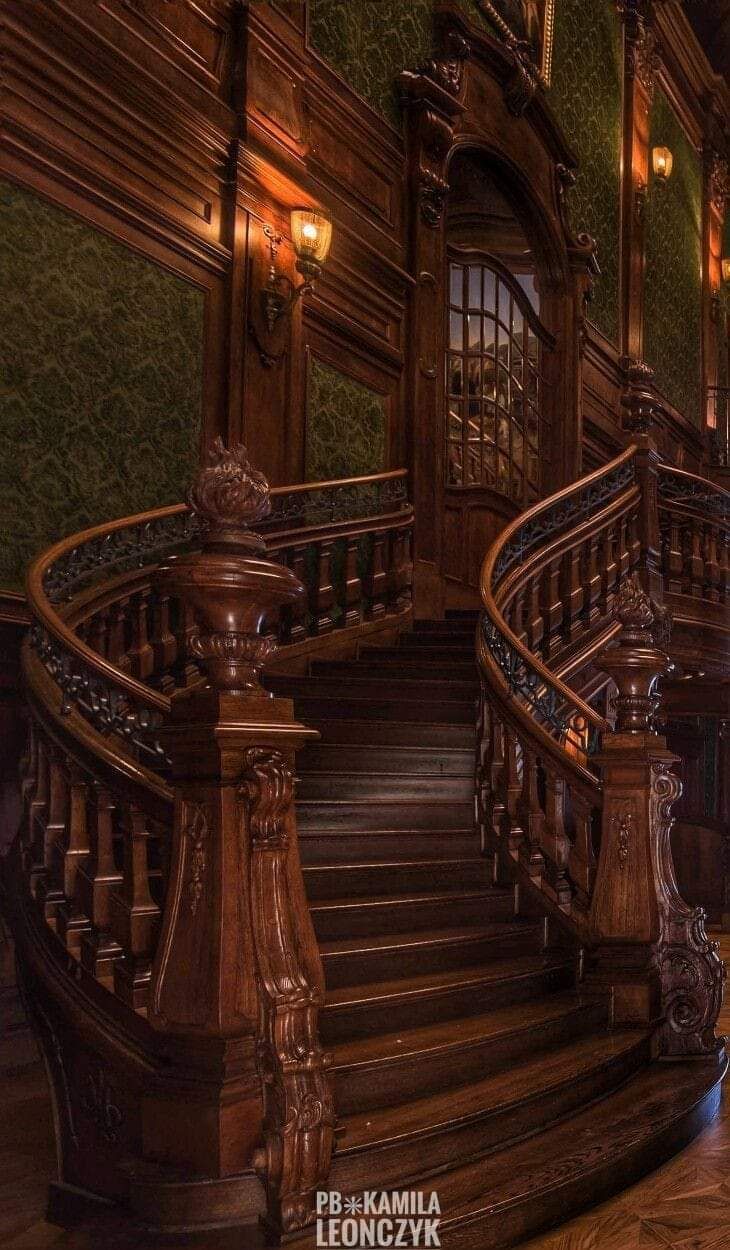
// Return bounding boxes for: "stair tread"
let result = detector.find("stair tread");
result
[331,992,597,1071]
[311,888,499,914]
[437,1054,726,1226]
[324,952,572,1012]
[320,921,537,959]
[306,856,491,872]
[338,1030,647,1152]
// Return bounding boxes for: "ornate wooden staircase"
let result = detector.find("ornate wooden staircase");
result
[2,438,728,1247]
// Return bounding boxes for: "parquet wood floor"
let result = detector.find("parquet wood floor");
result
[2,937,730,1250]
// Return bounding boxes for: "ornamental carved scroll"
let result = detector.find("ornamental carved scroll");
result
[651,762,726,1057]
[241,748,335,1235]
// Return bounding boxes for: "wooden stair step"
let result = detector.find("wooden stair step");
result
[312,658,478,681]
[267,674,478,699]
[405,630,477,645]
[360,644,477,665]
[431,1052,727,1250]
[299,828,483,864]
[320,921,544,989]
[297,771,474,800]
[299,743,475,776]
[303,856,494,899]
[310,720,476,748]
[296,800,474,832]
[309,888,513,939]
[281,695,477,724]
[415,618,478,633]
[330,1031,650,1191]
[321,953,576,1042]
[330,993,609,1114]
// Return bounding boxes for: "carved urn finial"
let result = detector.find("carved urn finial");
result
[156,442,304,696]
[619,358,661,437]
[597,575,670,734]
[189,437,271,551]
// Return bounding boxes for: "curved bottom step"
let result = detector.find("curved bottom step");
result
[288,1051,726,1250]
[437,1051,727,1249]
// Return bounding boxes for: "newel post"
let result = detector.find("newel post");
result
[147,440,334,1237]
[588,575,725,1056]
[620,360,663,600]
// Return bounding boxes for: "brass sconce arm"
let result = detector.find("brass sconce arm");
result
[260,213,331,333]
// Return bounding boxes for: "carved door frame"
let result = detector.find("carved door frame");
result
[401,6,596,615]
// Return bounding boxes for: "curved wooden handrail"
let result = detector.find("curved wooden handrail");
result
[479,445,638,746]
[658,462,730,512]
[25,469,413,753]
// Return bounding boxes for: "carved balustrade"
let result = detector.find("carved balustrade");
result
[8,446,414,1235]
[478,441,726,1054]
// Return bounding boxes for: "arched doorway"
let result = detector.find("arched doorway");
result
[442,151,557,605]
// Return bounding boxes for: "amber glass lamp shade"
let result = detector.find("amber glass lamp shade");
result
[652,146,673,183]
[290,209,332,279]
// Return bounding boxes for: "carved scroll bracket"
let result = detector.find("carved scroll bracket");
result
[242,747,335,1236]
[617,0,661,99]
[587,577,725,1056]
[400,22,469,228]
[148,445,333,1226]
[619,357,664,436]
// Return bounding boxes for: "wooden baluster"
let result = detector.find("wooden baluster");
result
[19,721,39,846]
[525,573,543,654]
[26,738,50,885]
[110,805,161,1008]
[343,535,363,628]
[86,606,109,658]
[364,531,388,619]
[107,599,131,672]
[517,746,545,880]
[568,792,595,908]
[35,754,68,917]
[719,525,729,603]
[127,589,154,681]
[543,771,572,912]
[149,589,177,692]
[561,545,583,643]
[599,523,617,616]
[173,599,200,687]
[617,514,630,585]
[282,546,308,644]
[705,522,720,604]
[540,556,562,657]
[78,785,123,980]
[687,518,704,597]
[311,539,335,634]
[55,767,91,955]
[388,524,413,614]
[627,508,640,572]
[512,588,527,645]
[666,514,683,594]
[503,729,524,856]
[583,532,601,626]
[484,709,507,856]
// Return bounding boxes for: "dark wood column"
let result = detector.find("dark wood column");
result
[618,0,660,362]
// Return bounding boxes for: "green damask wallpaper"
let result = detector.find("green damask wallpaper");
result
[0,181,204,590]
[644,90,702,426]
[549,0,622,345]
[305,356,386,480]
[308,0,433,123]
[307,0,495,125]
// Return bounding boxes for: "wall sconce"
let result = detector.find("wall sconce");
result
[722,258,730,283]
[261,209,332,333]
[652,146,673,185]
